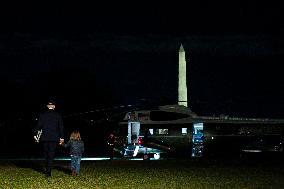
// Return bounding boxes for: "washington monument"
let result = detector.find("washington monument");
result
[178,44,188,107]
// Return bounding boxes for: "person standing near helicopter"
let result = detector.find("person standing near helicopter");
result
[106,131,116,160]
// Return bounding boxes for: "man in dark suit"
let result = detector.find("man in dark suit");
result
[34,100,64,176]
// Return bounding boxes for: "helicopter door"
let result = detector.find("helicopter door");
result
[128,121,140,144]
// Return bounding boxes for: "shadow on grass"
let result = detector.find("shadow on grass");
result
[13,160,46,174]
[12,160,71,175]
[54,165,71,175]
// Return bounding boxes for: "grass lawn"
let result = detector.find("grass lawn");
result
[1,158,284,189]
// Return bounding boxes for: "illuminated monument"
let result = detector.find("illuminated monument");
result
[178,44,188,107]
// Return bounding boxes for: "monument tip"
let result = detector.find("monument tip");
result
[179,44,184,52]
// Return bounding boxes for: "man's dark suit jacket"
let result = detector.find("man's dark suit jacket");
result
[36,110,64,142]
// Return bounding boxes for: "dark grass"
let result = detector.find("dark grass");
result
[1,156,284,189]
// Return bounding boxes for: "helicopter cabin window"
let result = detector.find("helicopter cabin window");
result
[157,129,169,135]
[182,128,187,135]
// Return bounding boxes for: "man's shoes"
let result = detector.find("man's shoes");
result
[45,171,51,177]
[44,168,51,177]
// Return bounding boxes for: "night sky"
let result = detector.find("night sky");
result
[0,2,284,119]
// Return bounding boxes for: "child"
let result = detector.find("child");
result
[62,131,84,176]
